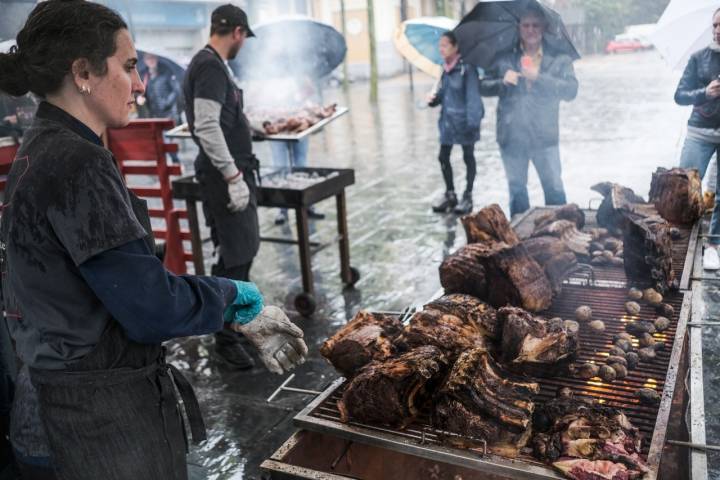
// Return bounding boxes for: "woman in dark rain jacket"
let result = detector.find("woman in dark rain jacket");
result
[429,31,484,215]
[0,1,307,479]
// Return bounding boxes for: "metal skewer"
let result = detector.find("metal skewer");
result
[667,440,720,452]
[266,373,322,403]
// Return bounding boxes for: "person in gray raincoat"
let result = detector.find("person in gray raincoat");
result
[429,31,484,215]
[0,1,307,478]
[480,4,578,217]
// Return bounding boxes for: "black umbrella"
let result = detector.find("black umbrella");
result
[231,17,347,80]
[454,0,580,69]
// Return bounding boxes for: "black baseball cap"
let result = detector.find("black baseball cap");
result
[211,4,255,37]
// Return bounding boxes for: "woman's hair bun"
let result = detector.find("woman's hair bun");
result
[0,47,30,97]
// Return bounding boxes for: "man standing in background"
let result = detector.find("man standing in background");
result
[183,4,260,369]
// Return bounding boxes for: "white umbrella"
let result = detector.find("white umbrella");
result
[651,0,718,70]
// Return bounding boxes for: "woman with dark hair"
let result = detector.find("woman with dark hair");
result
[0,1,307,478]
[675,7,720,270]
[428,30,484,214]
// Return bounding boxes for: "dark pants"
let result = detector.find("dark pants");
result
[212,260,252,347]
[439,144,476,194]
[500,144,567,217]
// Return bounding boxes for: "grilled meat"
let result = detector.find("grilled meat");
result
[338,345,448,426]
[461,203,520,245]
[522,236,578,294]
[532,219,592,257]
[439,244,488,299]
[533,204,586,231]
[649,167,703,225]
[320,310,403,376]
[553,458,643,480]
[497,308,579,374]
[622,212,675,294]
[533,397,648,479]
[396,309,488,360]
[424,294,500,340]
[433,348,539,456]
[591,183,647,236]
[440,242,553,312]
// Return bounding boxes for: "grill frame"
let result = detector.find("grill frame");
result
[293,206,699,480]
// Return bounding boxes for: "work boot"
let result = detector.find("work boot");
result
[453,191,473,215]
[274,209,288,225]
[214,331,255,369]
[432,191,457,213]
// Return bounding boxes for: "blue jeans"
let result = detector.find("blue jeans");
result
[679,135,720,244]
[500,144,567,217]
[270,138,309,170]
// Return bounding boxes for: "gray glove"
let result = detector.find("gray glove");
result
[227,174,250,212]
[234,306,308,374]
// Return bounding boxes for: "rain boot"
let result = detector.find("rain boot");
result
[453,191,473,215]
[432,191,457,213]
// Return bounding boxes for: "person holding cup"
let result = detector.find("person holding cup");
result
[480,4,578,217]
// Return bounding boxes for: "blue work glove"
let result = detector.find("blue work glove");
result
[223,280,264,325]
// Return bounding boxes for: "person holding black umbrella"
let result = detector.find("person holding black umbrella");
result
[477,3,578,217]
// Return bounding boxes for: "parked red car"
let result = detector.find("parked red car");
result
[606,35,651,54]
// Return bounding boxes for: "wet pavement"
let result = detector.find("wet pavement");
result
[164,50,699,479]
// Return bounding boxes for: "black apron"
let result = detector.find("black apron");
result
[194,48,260,268]
[28,195,206,480]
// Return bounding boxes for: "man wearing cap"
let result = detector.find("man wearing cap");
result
[183,5,260,369]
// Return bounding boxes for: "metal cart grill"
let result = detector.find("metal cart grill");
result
[172,167,359,316]
[285,206,700,480]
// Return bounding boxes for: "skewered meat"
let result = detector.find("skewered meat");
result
[439,244,487,299]
[396,309,487,360]
[433,348,539,456]
[320,311,402,376]
[497,308,579,375]
[461,204,520,245]
[591,182,647,235]
[532,220,592,257]
[441,242,553,312]
[522,236,577,294]
[649,167,703,225]
[532,397,649,479]
[424,294,500,340]
[533,204,586,231]
[337,346,447,426]
[622,212,676,294]
[250,103,338,135]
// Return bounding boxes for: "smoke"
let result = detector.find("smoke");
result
[230,16,346,109]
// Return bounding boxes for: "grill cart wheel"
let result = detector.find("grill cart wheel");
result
[294,292,317,316]
[344,266,361,287]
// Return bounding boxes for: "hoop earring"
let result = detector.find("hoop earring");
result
[79,85,91,95]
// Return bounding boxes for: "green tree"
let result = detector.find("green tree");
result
[573,0,669,42]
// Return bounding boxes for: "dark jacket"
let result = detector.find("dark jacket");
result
[480,44,578,149]
[430,59,484,146]
[143,66,180,122]
[675,47,720,129]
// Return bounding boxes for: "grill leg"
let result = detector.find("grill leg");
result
[185,199,205,275]
[295,206,314,295]
[336,191,352,285]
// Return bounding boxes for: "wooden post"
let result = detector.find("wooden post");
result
[340,0,350,91]
[367,0,378,103]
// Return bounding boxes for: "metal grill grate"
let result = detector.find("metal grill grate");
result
[296,286,691,480]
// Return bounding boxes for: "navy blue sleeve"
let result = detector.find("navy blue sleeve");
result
[79,239,238,344]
